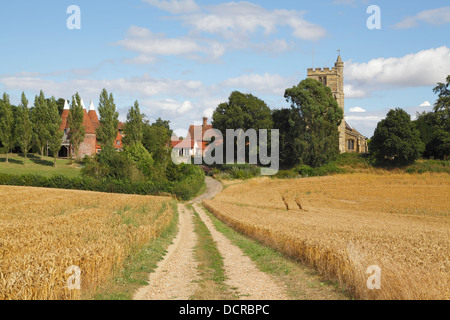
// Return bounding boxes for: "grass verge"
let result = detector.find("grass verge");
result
[189,204,237,300]
[199,204,351,300]
[0,153,81,178]
[90,200,179,300]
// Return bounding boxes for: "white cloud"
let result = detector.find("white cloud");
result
[344,84,367,98]
[179,2,326,41]
[345,46,450,97]
[203,107,214,118]
[143,0,199,14]
[393,7,450,29]
[221,73,294,96]
[116,26,226,63]
[349,106,366,113]
[420,100,431,107]
[119,3,325,63]
[0,73,207,103]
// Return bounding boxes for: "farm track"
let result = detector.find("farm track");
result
[133,177,288,300]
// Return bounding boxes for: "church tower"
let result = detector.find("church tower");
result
[307,55,346,153]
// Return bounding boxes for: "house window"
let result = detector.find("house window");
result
[116,140,120,146]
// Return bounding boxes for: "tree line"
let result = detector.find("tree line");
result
[0,88,206,199]
[0,88,173,168]
[370,75,449,165]
[212,78,344,169]
[211,75,449,169]
[0,91,64,165]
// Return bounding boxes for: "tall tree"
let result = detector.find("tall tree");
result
[97,89,119,153]
[0,93,15,163]
[212,91,273,163]
[68,92,85,160]
[15,92,34,164]
[47,97,64,166]
[32,90,50,160]
[431,75,450,158]
[272,108,299,167]
[123,100,143,146]
[370,108,424,166]
[142,119,172,164]
[284,78,343,167]
[413,75,449,159]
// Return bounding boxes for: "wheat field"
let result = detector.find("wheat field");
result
[204,173,450,300]
[0,185,173,300]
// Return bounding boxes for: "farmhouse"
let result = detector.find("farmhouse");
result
[59,99,124,158]
[171,117,214,157]
[307,55,368,153]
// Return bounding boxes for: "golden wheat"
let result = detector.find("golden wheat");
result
[204,173,450,300]
[0,186,173,300]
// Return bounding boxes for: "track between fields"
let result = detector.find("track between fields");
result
[133,177,287,300]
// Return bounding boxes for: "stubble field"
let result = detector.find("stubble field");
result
[0,186,173,300]
[203,173,450,300]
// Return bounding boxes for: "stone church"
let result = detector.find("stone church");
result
[307,55,368,153]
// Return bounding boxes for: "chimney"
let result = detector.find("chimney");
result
[203,117,208,127]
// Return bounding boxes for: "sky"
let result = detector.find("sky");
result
[0,0,449,138]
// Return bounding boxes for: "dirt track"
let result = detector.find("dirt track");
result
[133,177,287,300]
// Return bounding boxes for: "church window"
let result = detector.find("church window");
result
[348,140,355,150]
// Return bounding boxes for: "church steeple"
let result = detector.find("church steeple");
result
[335,54,344,68]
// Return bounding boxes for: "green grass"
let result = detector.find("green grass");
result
[200,204,351,300]
[189,204,237,300]
[0,153,81,178]
[91,201,179,300]
[406,159,450,174]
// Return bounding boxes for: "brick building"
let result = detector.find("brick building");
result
[171,117,214,157]
[59,99,124,158]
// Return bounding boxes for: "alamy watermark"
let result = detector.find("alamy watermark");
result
[366,265,381,290]
[67,5,81,30]
[367,5,381,30]
[66,265,81,290]
[171,128,280,176]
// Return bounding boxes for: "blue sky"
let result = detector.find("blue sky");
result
[1,0,449,138]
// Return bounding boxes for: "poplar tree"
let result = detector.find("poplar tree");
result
[68,92,85,160]
[47,97,64,166]
[97,89,119,153]
[0,93,15,163]
[32,90,50,160]
[123,100,143,146]
[15,92,34,164]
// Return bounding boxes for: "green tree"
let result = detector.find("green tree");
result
[15,92,34,164]
[32,90,50,160]
[143,120,171,164]
[212,91,273,164]
[413,76,449,159]
[430,75,449,158]
[0,93,15,163]
[68,92,85,160]
[370,108,424,166]
[283,78,343,167]
[272,108,299,167]
[213,91,273,133]
[97,89,119,153]
[153,117,172,135]
[123,100,143,146]
[47,97,64,166]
